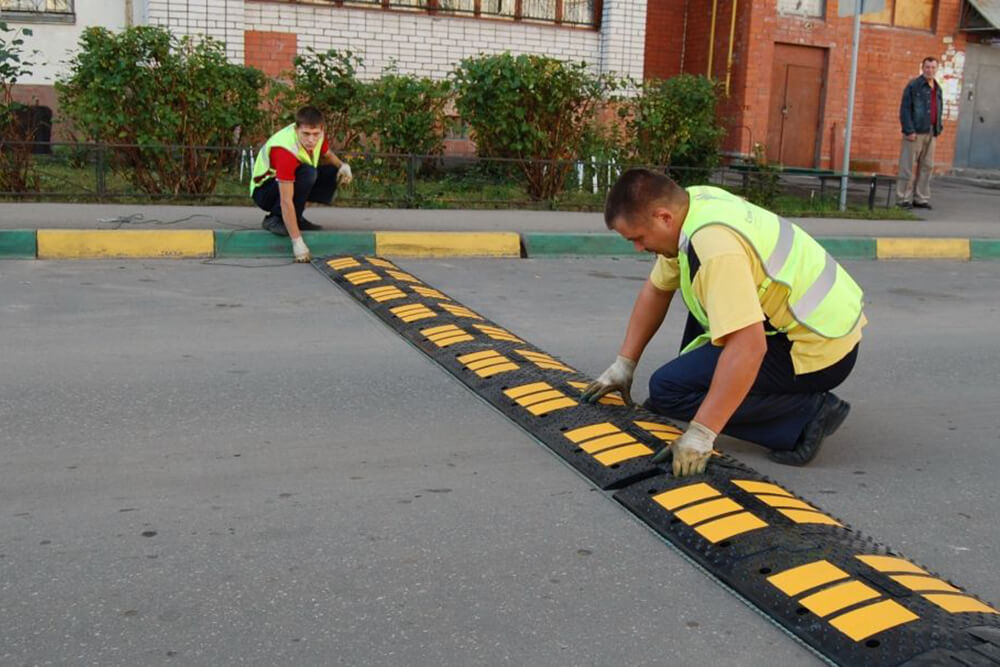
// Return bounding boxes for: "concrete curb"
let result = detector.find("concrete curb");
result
[2,229,999,261]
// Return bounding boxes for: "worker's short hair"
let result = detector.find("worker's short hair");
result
[604,168,687,229]
[295,106,325,128]
[921,56,938,66]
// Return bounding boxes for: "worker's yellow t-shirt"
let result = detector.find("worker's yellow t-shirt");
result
[649,225,866,375]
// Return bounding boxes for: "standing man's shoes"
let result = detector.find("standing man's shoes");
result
[913,202,933,209]
[262,214,288,236]
[897,201,913,209]
[297,218,324,231]
[768,393,851,467]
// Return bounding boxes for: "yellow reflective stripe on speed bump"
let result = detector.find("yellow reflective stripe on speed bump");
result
[457,350,519,378]
[563,422,653,467]
[515,350,574,372]
[389,303,437,323]
[768,560,920,641]
[365,285,407,302]
[503,382,577,416]
[635,421,683,442]
[421,324,474,348]
[345,270,382,285]
[364,257,397,269]
[387,270,422,284]
[412,286,451,301]
[474,324,524,343]
[856,555,999,615]
[732,479,843,527]
[327,257,360,270]
[440,303,484,320]
[653,483,768,544]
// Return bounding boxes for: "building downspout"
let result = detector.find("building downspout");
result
[125,0,134,27]
[725,0,737,95]
[707,0,719,78]
[680,0,689,72]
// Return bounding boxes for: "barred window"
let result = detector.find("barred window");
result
[0,0,73,13]
[333,0,597,27]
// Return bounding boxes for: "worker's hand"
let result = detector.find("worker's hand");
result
[337,163,353,185]
[291,236,311,263]
[581,355,636,405]
[652,421,716,477]
[905,133,917,141]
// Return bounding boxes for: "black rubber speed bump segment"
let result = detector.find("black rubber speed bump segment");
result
[315,255,1000,666]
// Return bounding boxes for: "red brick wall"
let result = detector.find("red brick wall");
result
[244,30,297,79]
[651,0,969,173]
[644,0,687,79]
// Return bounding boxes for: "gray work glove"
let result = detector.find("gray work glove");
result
[581,355,636,405]
[292,236,312,263]
[652,420,716,477]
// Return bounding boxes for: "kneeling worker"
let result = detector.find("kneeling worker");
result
[583,169,866,477]
[250,106,354,262]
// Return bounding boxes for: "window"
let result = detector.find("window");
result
[777,0,824,18]
[863,0,936,30]
[0,0,74,23]
[332,0,597,27]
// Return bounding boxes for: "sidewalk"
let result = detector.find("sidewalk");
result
[1,177,997,259]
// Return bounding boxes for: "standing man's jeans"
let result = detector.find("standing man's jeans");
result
[896,133,936,205]
[645,313,859,451]
[252,163,339,222]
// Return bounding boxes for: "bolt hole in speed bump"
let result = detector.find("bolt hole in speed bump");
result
[314,256,1000,666]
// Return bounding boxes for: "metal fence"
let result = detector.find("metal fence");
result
[0,141,896,211]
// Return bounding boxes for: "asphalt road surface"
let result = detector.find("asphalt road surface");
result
[2,257,998,666]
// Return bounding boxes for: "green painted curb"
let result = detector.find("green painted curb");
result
[0,230,37,258]
[213,231,375,258]
[522,232,639,256]
[816,237,877,260]
[971,239,1000,260]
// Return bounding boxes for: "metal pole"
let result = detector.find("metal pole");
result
[839,4,862,211]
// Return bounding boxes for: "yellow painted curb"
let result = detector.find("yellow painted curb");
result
[37,230,215,259]
[876,238,970,260]
[375,231,521,258]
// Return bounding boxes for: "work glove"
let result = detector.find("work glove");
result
[291,236,311,263]
[652,421,716,477]
[337,163,353,185]
[580,355,636,405]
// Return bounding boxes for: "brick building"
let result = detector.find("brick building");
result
[645,0,1000,173]
[4,0,998,172]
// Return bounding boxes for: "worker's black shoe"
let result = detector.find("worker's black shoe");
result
[769,393,851,467]
[262,214,288,237]
[297,217,324,231]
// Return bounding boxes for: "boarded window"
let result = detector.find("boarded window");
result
[777,0,824,18]
[863,0,935,30]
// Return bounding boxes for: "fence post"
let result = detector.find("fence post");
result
[868,174,877,211]
[406,153,416,207]
[95,143,107,200]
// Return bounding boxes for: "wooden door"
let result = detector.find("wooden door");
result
[766,44,826,167]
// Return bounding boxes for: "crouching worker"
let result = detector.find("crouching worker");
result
[582,169,866,477]
[250,106,354,262]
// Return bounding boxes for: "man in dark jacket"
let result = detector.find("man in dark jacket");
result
[897,57,944,209]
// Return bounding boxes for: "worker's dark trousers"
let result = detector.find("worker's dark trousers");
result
[252,164,339,222]
[645,312,859,451]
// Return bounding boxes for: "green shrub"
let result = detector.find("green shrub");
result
[361,69,451,159]
[56,26,266,196]
[272,48,367,151]
[742,143,782,208]
[620,74,724,185]
[0,21,40,194]
[452,52,614,199]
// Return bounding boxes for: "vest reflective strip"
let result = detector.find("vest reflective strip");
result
[792,252,838,321]
[679,232,691,255]
[763,217,796,276]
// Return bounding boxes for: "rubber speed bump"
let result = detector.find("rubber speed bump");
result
[314,255,1000,666]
